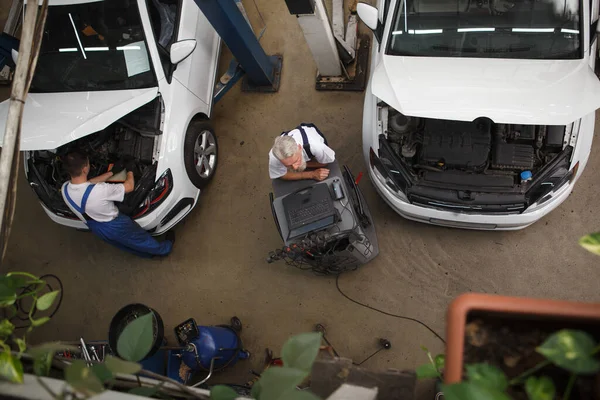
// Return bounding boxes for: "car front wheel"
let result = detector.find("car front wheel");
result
[184,120,218,189]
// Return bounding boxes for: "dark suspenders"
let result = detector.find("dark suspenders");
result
[280,123,328,160]
[63,184,96,221]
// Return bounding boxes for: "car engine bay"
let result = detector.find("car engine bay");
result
[385,109,567,188]
[26,98,164,219]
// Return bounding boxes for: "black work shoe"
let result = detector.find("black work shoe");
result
[165,230,176,247]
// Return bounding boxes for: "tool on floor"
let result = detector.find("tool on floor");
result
[315,323,340,357]
[79,338,93,366]
[314,323,392,367]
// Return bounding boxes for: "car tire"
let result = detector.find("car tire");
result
[184,120,218,189]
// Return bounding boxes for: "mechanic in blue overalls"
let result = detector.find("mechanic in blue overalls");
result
[61,151,174,258]
[269,123,335,181]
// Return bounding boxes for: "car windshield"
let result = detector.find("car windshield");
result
[387,0,581,59]
[30,0,157,93]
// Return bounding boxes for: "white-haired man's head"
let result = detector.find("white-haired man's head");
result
[272,136,306,172]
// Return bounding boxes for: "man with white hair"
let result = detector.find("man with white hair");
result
[269,123,335,181]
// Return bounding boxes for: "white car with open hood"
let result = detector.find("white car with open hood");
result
[357,0,600,230]
[0,0,221,235]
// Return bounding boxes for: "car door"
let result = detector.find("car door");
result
[143,0,220,110]
[171,0,220,110]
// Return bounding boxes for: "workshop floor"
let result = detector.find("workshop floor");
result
[2,1,600,398]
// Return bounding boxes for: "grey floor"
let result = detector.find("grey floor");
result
[2,1,600,398]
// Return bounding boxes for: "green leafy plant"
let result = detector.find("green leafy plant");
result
[0,272,63,384]
[417,329,600,400]
[0,272,324,399]
[212,332,322,400]
[579,232,600,256]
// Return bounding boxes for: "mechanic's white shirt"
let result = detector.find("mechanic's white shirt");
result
[62,181,125,222]
[268,125,336,179]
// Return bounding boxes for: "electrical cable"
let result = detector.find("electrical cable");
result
[7,274,64,330]
[335,273,446,345]
[354,347,385,366]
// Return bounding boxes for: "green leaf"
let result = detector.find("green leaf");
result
[36,290,59,311]
[105,355,142,375]
[465,363,508,392]
[116,312,154,362]
[6,272,39,282]
[33,350,54,376]
[0,352,24,383]
[129,386,161,397]
[435,354,445,371]
[285,390,321,400]
[91,363,113,383]
[30,317,50,327]
[579,232,600,255]
[525,376,556,400]
[416,363,440,379]
[281,332,322,373]
[255,367,308,400]
[210,385,239,400]
[536,329,600,374]
[0,277,18,307]
[30,341,77,377]
[14,338,26,353]
[251,379,262,398]
[64,360,104,395]
[441,382,511,400]
[4,275,30,290]
[0,319,14,339]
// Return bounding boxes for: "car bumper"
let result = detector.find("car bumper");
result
[367,166,573,231]
[39,191,198,236]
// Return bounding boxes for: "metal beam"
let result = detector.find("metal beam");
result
[192,0,281,90]
[294,0,342,77]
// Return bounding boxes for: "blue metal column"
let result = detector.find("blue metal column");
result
[193,0,282,91]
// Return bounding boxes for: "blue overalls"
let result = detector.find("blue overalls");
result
[63,184,172,258]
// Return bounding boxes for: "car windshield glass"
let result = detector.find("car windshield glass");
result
[387,0,581,59]
[30,0,157,92]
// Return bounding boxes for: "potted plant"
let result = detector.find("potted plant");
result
[418,233,600,400]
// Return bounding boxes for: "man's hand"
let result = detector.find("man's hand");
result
[311,168,330,181]
[123,171,135,193]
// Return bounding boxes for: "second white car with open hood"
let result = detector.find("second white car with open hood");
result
[358,0,600,230]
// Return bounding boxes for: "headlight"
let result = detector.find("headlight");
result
[133,169,173,219]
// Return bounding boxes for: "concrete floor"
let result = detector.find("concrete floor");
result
[2,0,600,398]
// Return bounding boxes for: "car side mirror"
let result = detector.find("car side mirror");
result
[357,3,380,39]
[170,39,197,65]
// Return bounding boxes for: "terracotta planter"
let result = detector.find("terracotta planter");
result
[444,293,600,384]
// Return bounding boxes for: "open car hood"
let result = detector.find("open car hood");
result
[0,88,158,151]
[371,56,600,125]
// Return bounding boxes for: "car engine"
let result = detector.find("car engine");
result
[26,98,163,218]
[386,110,565,185]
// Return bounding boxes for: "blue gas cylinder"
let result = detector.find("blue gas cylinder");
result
[182,325,248,371]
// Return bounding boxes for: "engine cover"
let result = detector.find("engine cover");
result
[420,119,491,170]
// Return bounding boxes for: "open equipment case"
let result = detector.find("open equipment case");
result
[268,162,379,275]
